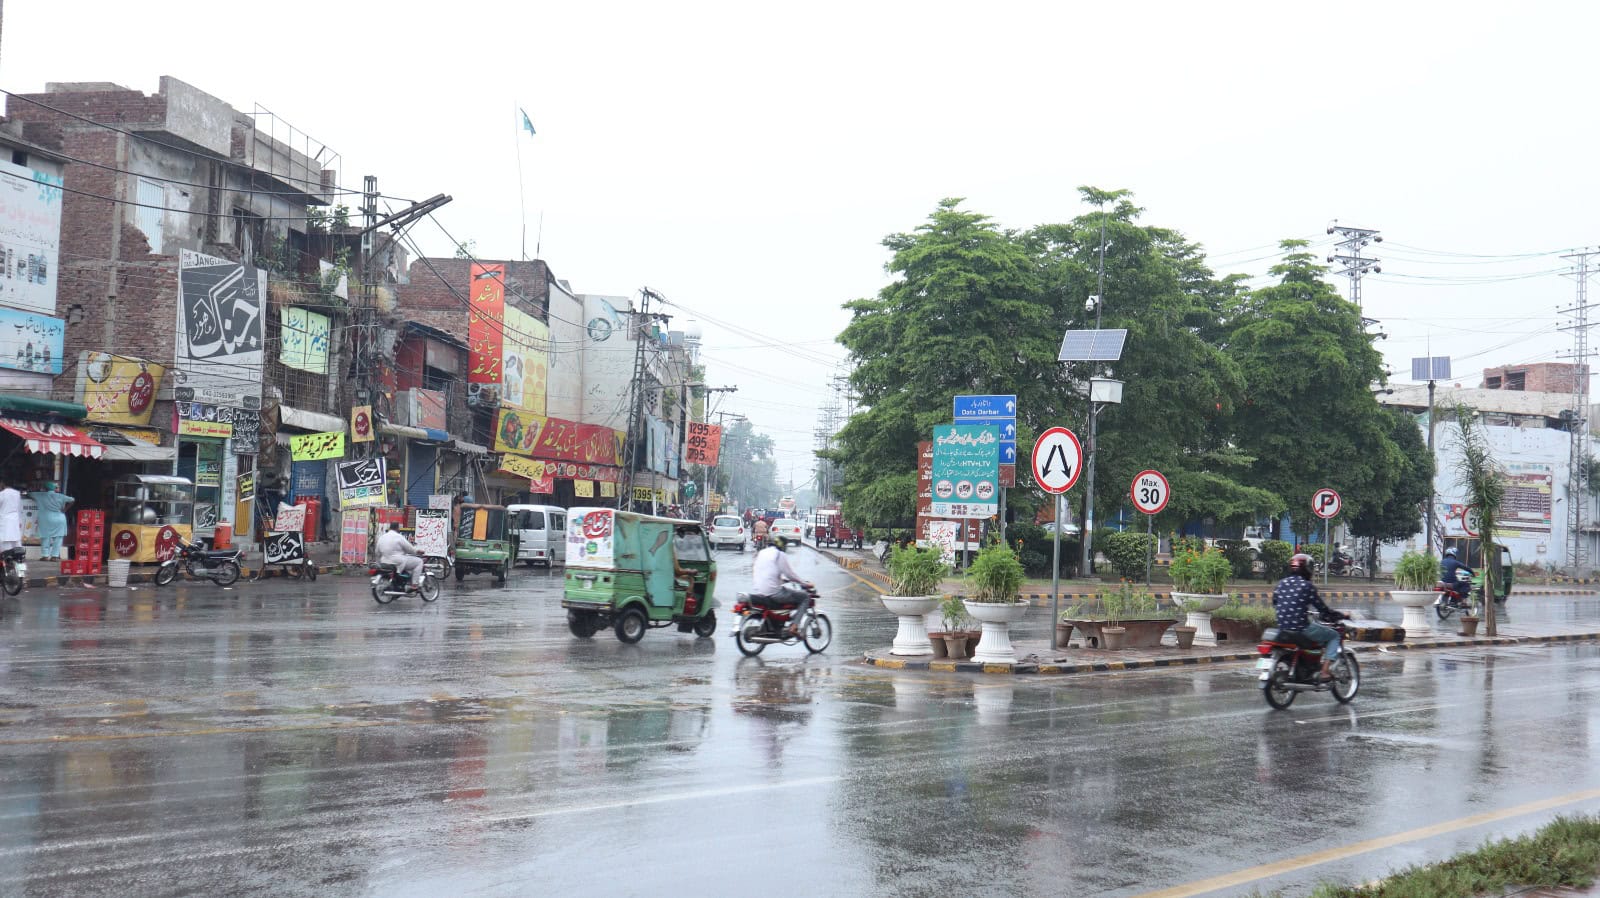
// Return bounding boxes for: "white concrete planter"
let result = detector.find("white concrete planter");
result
[880,595,940,655]
[1390,589,1436,637]
[962,599,1029,664]
[1172,591,1227,646]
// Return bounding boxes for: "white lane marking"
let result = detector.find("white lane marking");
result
[485,774,844,823]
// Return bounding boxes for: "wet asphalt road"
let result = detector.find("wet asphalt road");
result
[3,549,1600,897]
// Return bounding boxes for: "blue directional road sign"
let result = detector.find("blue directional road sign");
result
[955,395,1017,467]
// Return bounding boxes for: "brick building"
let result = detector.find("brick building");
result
[1481,362,1589,395]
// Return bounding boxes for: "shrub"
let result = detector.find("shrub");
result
[1301,543,1327,566]
[1258,540,1293,580]
[887,545,948,596]
[1010,521,1076,577]
[1019,549,1049,578]
[1212,595,1276,626]
[1103,531,1156,580]
[965,544,1025,603]
[1169,547,1233,594]
[1172,534,1205,556]
[939,593,971,632]
[1393,550,1437,591]
[1214,538,1257,580]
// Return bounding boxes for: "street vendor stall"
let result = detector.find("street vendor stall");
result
[110,474,193,563]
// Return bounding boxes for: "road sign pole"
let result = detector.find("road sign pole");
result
[1324,516,1330,587]
[1146,512,1154,587]
[1051,493,1062,651]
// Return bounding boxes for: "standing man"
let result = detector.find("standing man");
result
[28,482,73,560]
[0,478,21,552]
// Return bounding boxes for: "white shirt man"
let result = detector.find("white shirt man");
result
[751,537,814,635]
[0,482,22,550]
[376,524,424,580]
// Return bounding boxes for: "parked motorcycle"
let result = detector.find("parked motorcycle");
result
[1257,615,1360,709]
[1434,568,1476,620]
[369,559,440,604]
[731,584,832,656]
[154,539,242,587]
[0,546,26,595]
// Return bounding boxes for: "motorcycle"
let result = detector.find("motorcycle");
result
[1257,614,1360,709]
[1328,547,1366,578]
[154,538,242,587]
[369,558,440,604]
[731,584,832,656]
[0,546,26,595]
[1434,568,1476,620]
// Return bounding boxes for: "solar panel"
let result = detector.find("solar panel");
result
[1057,328,1128,362]
[1410,356,1451,381]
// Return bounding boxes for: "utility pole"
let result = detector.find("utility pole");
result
[619,288,660,511]
[1560,249,1600,573]
[1327,223,1383,309]
[1080,201,1108,578]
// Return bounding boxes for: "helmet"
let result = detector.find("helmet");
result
[1444,547,1458,558]
[772,534,790,550]
[1289,553,1315,578]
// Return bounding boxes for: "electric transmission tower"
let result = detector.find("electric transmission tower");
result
[1560,249,1600,572]
[1327,223,1383,309]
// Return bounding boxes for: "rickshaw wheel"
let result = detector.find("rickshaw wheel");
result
[615,607,648,644]
[567,611,599,638]
[455,567,465,582]
[693,612,717,638]
[494,562,507,585]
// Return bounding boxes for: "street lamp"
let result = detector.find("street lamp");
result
[1081,376,1124,577]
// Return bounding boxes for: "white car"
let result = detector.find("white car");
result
[769,518,805,548]
[709,515,747,551]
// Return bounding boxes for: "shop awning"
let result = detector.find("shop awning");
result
[0,418,104,458]
[279,405,345,433]
[379,422,428,440]
[0,394,88,420]
[88,427,176,463]
[453,439,488,455]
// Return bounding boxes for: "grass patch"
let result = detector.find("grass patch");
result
[1293,815,1600,898]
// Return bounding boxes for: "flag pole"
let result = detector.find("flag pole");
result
[514,103,528,260]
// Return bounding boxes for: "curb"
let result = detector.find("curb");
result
[860,630,1600,676]
[24,563,340,589]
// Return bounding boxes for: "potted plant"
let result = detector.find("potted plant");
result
[1391,549,1438,636]
[961,544,1027,664]
[1059,584,1173,648]
[940,593,971,659]
[1459,613,1481,637]
[1169,546,1233,645]
[1172,601,1199,649]
[1209,596,1276,644]
[881,546,949,655]
[1100,588,1127,650]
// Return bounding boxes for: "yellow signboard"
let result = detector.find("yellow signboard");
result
[499,454,546,480]
[574,480,594,498]
[290,431,345,461]
[78,352,165,426]
[494,407,545,456]
[178,419,232,438]
[600,481,616,498]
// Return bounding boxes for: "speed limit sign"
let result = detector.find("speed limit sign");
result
[1130,470,1170,515]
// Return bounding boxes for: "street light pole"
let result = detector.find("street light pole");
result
[1079,201,1110,578]
[1080,377,1123,578]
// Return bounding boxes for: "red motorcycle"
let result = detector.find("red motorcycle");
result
[1256,615,1359,709]
[731,584,831,656]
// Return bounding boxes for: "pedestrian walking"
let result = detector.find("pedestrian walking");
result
[28,482,73,560]
[0,478,21,551]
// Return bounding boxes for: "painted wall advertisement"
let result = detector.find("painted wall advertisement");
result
[1499,461,1554,535]
[467,262,505,391]
[176,250,265,405]
[0,307,63,374]
[501,304,549,415]
[280,307,331,374]
[78,352,163,425]
[0,159,64,316]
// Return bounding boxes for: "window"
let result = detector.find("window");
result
[520,511,547,531]
[10,151,25,167]
[232,207,265,256]
[1505,371,1526,391]
[1485,376,1502,389]
[134,178,165,251]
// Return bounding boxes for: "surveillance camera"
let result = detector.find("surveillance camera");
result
[1374,235,1383,243]
[1085,295,1099,312]
[1326,227,1335,234]
[1375,266,1382,274]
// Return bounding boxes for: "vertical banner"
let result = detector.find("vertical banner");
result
[413,508,450,557]
[175,250,265,405]
[468,262,506,387]
[340,509,371,564]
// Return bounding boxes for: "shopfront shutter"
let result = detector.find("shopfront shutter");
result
[407,443,438,509]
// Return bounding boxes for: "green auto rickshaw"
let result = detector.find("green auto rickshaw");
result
[562,507,719,643]
[1442,536,1514,603]
[455,503,513,584]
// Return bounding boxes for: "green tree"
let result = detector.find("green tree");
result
[1349,408,1435,575]
[1023,188,1280,534]
[1228,241,1403,541]
[1451,405,1505,636]
[834,199,1055,527]
[716,419,780,509]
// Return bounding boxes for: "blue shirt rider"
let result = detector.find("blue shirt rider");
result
[1440,547,1474,594]
[1271,553,1348,681]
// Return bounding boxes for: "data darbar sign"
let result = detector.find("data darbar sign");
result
[931,424,999,517]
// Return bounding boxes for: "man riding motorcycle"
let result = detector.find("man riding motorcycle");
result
[376,522,425,583]
[751,534,814,637]
[1272,552,1350,681]
[1438,547,1474,602]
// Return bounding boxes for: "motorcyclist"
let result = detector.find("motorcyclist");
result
[751,534,814,637]
[752,517,770,547]
[376,522,424,584]
[1272,552,1349,681]
[1439,547,1474,601]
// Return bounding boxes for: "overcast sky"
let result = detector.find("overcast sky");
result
[8,1,1600,486]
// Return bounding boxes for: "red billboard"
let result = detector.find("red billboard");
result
[468,263,505,385]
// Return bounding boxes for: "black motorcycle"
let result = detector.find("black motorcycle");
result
[0,546,26,595]
[154,538,242,587]
[1327,547,1366,578]
[1257,614,1360,709]
[369,560,440,604]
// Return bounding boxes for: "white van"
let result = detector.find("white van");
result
[509,504,567,567]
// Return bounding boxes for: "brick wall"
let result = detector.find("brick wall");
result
[1481,363,1589,395]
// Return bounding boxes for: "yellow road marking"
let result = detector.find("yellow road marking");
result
[1129,787,1600,898]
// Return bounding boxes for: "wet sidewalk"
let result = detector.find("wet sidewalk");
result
[862,617,1600,675]
[15,541,346,588]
